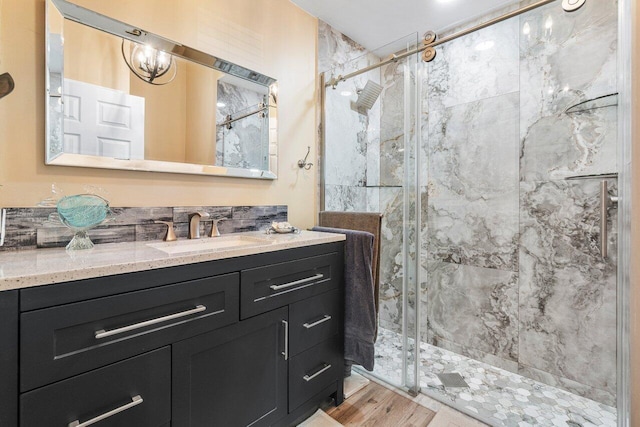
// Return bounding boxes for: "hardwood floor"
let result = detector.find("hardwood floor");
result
[326,381,436,427]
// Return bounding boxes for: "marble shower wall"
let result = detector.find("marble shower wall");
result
[516,0,618,406]
[422,0,618,406]
[320,21,380,213]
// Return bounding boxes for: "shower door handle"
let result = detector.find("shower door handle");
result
[600,180,618,258]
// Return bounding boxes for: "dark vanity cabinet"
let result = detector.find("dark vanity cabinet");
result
[3,241,344,427]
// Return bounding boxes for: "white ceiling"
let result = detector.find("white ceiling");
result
[290,0,520,54]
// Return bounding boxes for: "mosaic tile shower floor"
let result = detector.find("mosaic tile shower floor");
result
[371,328,616,427]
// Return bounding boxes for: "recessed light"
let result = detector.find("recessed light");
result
[217,102,226,107]
[340,91,352,97]
[475,40,495,51]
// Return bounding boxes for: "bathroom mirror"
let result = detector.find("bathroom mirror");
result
[45,0,278,179]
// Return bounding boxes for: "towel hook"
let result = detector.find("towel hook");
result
[297,146,313,170]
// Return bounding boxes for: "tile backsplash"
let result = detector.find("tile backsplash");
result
[1,205,287,250]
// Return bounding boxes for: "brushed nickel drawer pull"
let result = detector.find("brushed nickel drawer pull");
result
[95,305,208,339]
[303,363,332,382]
[303,315,332,329]
[68,395,143,427]
[269,273,324,291]
[282,320,289,360]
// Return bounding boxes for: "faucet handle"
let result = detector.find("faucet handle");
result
[154,221,177,242]
[210,218,226,237]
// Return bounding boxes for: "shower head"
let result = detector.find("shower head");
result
[354,80,382,112]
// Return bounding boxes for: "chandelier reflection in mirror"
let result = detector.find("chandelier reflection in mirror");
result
[121,40,177,85]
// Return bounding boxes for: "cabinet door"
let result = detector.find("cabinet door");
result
[21,347,170,427]
[173,307,288,427]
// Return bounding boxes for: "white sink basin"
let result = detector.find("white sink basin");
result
[147,235,271,255]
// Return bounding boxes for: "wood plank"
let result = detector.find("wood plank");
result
[326,381,436,427]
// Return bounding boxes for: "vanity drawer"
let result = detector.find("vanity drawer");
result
[289,289,341,357]
[21,273,239,392]
[240,252,341,319]
[289,336,342,411]
[20,346,170,427]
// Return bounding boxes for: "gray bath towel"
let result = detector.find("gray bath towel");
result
[312,226,376,373]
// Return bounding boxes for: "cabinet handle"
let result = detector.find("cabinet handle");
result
[95,305,208,339]
[281,320,289,360]
[303,364,332,382]
[303,315,332,329]
[270,273,324,291]
[68,395,143,427]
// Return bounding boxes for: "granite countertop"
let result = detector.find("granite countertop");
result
[0,231,345,291]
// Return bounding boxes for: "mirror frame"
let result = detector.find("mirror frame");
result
[45,0,278,180]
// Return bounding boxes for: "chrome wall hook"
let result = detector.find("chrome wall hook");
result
[297,146,313,170]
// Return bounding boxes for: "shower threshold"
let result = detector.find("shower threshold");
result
[370,328,616,427]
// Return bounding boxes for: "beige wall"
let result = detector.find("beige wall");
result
[0,0,319,229]
[632,0,640,423]
[131,60,188,163]
[65,20,130,93]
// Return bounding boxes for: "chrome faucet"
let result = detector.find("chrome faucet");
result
[188,212,210,239]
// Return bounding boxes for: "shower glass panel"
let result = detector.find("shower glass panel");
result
[418,1,618,425]
[320,32,420,392]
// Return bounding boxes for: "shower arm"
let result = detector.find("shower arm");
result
[325,0,558,88]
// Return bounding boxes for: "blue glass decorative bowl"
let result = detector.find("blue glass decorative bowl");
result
[56,194,110,250]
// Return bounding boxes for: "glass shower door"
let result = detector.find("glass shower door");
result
[418,1,619,424]
[320,31,421,393]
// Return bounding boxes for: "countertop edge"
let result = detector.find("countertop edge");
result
[0,231,346,291]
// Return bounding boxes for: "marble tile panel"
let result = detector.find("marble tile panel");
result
[426,261,519,363]
[519,0,618,181]
[318,20,372,76]
[426,93,519,271]
[377,187,405,333]
[518,179,617,402]
[427,335,519,375]
[428,18,519,110]
[365,187,380,213]
[324,185,367,212]
[324,80,372,187]
[520,105,618,182]
[517,364,615,407]
[519,0,617,129]
[365,134,381,187]
[380,61,406,187]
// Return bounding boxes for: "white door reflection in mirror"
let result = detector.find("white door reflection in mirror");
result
[63,79,145,160]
